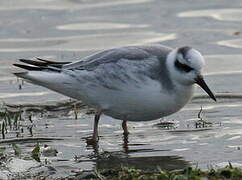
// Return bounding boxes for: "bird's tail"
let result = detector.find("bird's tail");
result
[14,58,70,72]
[13,58,76,97]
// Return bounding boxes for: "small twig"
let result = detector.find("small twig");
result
[29,114,33,123]
[2,121,5,139]
[198,106,203,120]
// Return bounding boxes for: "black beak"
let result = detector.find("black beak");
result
[195,75,216,101]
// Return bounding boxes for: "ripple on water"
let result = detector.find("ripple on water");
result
[227,135,241,141]
[0,91,50,98]
[178,9,242,21]
[173,148,190,152]
[0,0,152,10]
[203,54,242,76]
[0,32,176,52]
[56,23,149,31]
[217,39,242,49]
[183,103,242,112]
[229,118,242,125]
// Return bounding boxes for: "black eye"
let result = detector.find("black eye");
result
[175,59,193,72]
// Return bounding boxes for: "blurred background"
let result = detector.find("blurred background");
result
[1,0,242,179]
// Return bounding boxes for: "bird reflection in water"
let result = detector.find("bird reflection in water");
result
[85,131,130,155]
[84,133,189,171]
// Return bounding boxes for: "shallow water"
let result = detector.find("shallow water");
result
[178,9,242,22]
[1,0,242,178]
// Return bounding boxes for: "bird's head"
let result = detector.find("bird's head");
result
[167,46,216,101]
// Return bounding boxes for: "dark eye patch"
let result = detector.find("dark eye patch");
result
[175,59,193,72]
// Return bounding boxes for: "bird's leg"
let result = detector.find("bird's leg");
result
[86,112,101,146]
[122,120,129,153]
[92,112,101,141]
[122,120,129,135]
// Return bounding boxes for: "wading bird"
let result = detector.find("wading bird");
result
[14,45,216,143]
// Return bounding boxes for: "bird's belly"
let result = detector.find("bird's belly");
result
[104,102,174,121]
[96,87,192,121]
[78,76,194,121]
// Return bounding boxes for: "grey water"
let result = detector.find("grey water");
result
[1,0,242,178]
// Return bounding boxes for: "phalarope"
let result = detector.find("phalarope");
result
[14,44,216,143]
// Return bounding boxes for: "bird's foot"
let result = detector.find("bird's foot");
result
[85,136,99,146]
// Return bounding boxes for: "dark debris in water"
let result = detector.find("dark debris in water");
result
[3,99,92,116]
[195,120,213,128]
[0,99,94,141]
[154,106,216,131]
[154,121,176,129]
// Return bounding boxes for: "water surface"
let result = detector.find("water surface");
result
[1,0,242,178]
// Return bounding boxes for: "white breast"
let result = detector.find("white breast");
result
[84,78,194,121]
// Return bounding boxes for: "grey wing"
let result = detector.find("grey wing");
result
[64,44,173,91]
[63,44,172,70]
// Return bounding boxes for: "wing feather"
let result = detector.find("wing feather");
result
[14,58,71,72]
[63,45,171,70]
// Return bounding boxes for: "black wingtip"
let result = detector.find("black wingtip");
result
[14,57,69,72]
[36,57,71,64]
[19,59,47,67]
[13,63,44,71]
